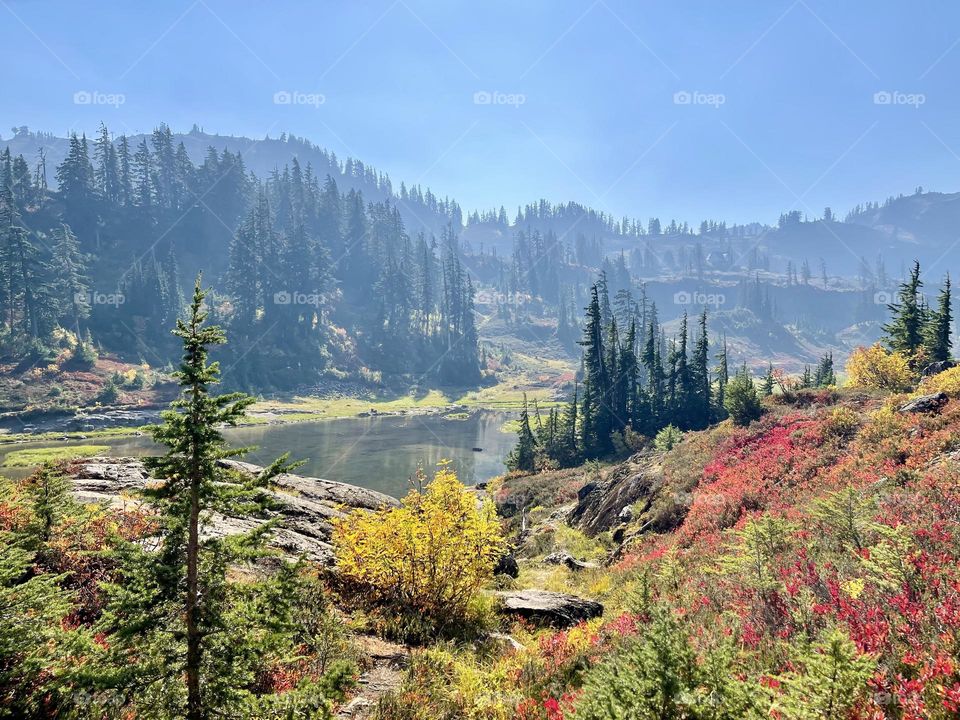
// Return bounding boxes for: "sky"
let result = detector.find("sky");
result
[3,0,960,226]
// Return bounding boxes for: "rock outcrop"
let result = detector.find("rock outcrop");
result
[898,392,948,415]
[68,456,400,563]
[495,589,603,627]
[922,360,955,377]
[568,452,659,536]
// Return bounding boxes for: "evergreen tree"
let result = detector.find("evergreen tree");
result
[760,363,775,397]
[813,352,835,386]
[55,133,95,209]
[714,335,730,421]
[558,382,580,466]
[620,320,640,429]
[690,309,711,429]
[24,462,76,545]
[49,223,89,333]
[91,278,311,719]
[606,317,626,430]
[775,629,874,718]
[579,285,611,456]
[923,274,952,363]
[0,535,78,717]
[133,138,153,208]
[883,260,924,357]
[0,194,55,344]
[93,123,120,203]
[671,312,692,427]
[725,365,762,427]
[507,395,537,472]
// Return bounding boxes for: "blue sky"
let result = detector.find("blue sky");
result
[3,1,960,225]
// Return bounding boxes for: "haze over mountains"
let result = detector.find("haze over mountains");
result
[2,121,958,395]
[7,124,960,278]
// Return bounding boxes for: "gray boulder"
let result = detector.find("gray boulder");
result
[68,456,400,563]
[494,552,520,578]
[922,360,956,377]
[543,552,597,571]
[898,392,949,414]
[495,589,603,627]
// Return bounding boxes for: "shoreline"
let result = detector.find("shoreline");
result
[0,387,559,447]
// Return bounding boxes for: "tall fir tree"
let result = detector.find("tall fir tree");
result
[883,260,925,357]
[92,278,310,719]
[923,274,952,363]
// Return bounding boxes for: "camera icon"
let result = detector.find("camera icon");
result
[273,290,291,305]
[673,291,692,305]
[873,91,892,105]
[74,291,90,305]
[473,90,492,105]
[673,90,692,105]
[73,90,92,105]
[874,290,893,305]
[873,692,894,706]
[273,90,292,105]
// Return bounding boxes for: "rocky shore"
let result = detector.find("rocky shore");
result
[67,456,400,562]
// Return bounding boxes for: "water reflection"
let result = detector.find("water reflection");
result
[0,411,517,498]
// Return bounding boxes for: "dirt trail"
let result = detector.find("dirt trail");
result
[335,637,410,719]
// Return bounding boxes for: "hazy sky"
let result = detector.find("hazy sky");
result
[3,1,960,225]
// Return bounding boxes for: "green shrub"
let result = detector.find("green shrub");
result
[69,333,98,369]
[654,424,683,451]
[774,628,875,719]
[96,378,120,404]
[724,367,763,426]
[575,610,769,719]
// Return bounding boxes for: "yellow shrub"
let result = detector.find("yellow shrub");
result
[919,364,960,397]
[824,406,861,439]
[860,405,909,448]
[333,463,504,637]
[845,344,914,392]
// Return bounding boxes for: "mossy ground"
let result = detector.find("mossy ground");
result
[2,444,111,467]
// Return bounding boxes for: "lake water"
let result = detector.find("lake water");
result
[0,411,517,498]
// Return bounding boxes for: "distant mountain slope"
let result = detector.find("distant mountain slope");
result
[848,190,960,250]
[760,220,899,275]
[6,125,960,278]
[2,125,460,235]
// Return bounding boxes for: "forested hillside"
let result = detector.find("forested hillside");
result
[5,123,960,398]
[0,125,480,390]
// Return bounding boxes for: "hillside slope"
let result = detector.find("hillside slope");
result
[376,377,960,718]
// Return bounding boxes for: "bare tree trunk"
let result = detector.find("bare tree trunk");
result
[185,475,201,720]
